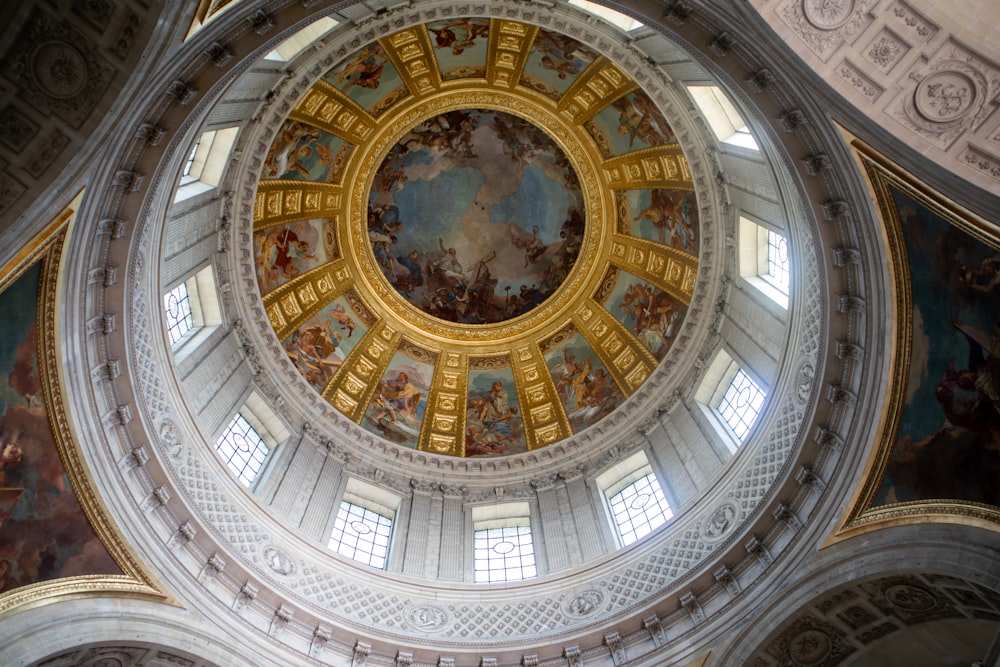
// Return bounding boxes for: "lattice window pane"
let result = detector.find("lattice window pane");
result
[608,472,673,546]
[214,413,269,487]
[328,501,393,569]
[163,282,194,345]
[764,230,790,294]
[473,525,536,584]
[717,369,766,441]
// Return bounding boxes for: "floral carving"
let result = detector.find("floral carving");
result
[865,31,907,71]
[780,0,874,60]
[803,0,855,30]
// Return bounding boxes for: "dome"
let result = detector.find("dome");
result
[252,19,703,456]
[132,3,815,659]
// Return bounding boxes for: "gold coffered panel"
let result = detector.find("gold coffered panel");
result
[420,351,468,456]
[558,56,635,124]
[382,28,442,96]
[609,235,698,305]
[602,145,692,190]
[486,20,538,89]
[511,344,571,450]
[263,260,351,340]
[323,321,402,422]
[254,181,342,230]
[573,299,658,396]
[290,79,376,144]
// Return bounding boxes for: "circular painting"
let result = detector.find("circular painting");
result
[367,109,585,325]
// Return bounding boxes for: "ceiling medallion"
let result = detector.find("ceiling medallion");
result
[254,19,701,457]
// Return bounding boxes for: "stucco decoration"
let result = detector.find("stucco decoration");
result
[779,0,876,60]
[2,9,115,128]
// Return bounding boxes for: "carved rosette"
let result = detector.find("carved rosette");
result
[802,0,855,30]
[779,0,875,60]
[899,56,999,148]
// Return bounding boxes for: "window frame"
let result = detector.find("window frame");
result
[596,450,673,548]
[471,502,538,584]
[175,126,239,202]
[213,411,272,488]
[327,477,400,570]
[738,215,790,310]
[213,392,291,489]
[695,349,768,449]
[163,264,223,361]
[687,84,759,151]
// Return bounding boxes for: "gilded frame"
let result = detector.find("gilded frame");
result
[0,197,168,618]
[831,136,1000,543]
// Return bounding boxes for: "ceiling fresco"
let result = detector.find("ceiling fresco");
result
[369,108,585,324]
[254,19,700,457]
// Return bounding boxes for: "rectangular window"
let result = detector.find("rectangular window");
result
[717,368,766,441]
[568,0,644,31]
[738,216,789,309]
[328,501,393,569]
[164,265,223,356]
[472,503,536,584]
[696,349,768,446]
[175,127,239,201]
[764,230,790,294]
[214,412,270,487]
[163,282,194,344]
[327,477,399,569]
[596,450,672,547]
[263,16,340,61]
[608,471,672,546]
[687,85,758,150]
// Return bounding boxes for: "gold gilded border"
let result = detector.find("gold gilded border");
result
[828,130,1000,545]
[343,85,609,347]
[0,206,168,617]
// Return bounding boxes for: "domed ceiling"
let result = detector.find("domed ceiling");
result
[254,18,699,457]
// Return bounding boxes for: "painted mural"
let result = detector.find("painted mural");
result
[0,264,120,594]
[263,119,349,182]
[427,18,490,79]
[873,186,1000,508]
[588,90,676,156]
[465,366,525,456]
[283,293,365,390]
[368,109,586,324]
[255,218,333,292]
[322,42,405,113]
[624,188,699,254]
[363,350,435,448]
[603,271,687,361]
[520,29,601,97]
[545,332,623,433]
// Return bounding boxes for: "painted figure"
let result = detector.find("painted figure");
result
[430,19,489,55]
